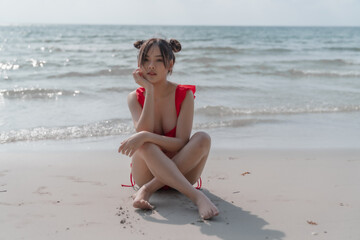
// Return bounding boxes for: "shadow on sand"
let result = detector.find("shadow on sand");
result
[135,189,285,240]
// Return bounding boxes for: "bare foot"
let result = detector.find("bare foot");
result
[195,191,219,220]
[132,185,154,210]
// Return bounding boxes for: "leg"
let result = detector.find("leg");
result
[132,132,219,219]
[132,131,211,188]
[130,152,155,209]
[145,132,211,191]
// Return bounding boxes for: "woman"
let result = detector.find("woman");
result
[118,38,219,220]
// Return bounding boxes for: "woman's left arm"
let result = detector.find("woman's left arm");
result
[119,91,194,156]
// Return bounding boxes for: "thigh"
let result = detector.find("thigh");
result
[131,151,154,187]
[183,155,208,185]
[172,131,211,184]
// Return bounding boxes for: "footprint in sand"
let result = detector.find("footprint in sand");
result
[57,176,106,186]
[0,170,10,177]
[33,186,52,195]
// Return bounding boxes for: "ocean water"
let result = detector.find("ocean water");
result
[1,25,360,150]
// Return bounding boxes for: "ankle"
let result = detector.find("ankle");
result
[190,189,205,205]
[144,178,165,193]
[140,184,156,195]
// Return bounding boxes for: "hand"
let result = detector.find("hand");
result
[118,131,148,157]
[133,68,153,91]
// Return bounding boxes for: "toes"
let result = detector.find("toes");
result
[212,207,219,216]
[201,207,219,220]
[141,200,153,209]
[202,210,211,220]
[146,202,154,210]
[134,199,154,210]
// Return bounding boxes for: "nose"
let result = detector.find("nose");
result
[148,61,155,70]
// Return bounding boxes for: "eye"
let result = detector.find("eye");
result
[157,59,164,62]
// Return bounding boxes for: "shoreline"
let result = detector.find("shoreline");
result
[1,148,359,239]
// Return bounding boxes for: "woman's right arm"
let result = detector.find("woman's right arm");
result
[127,69,155,132]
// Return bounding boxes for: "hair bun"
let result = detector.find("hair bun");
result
[169,39,181,53]
[134,40,145,49]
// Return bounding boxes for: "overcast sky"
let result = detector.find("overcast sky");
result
[1,0,359,26]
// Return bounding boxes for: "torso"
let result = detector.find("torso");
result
[135,83,196,138]
[153,83,178,135]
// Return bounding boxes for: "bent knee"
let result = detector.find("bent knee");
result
[192,131,211,150]
[137,142,160,156]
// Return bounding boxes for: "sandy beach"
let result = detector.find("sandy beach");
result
[1,148,359,240]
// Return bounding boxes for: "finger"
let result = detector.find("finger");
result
[133,71,139,78]
[118,143,125,153]
[129,149,135,157]
[125,148,132,156]
[122,146,129,155]
[129,148,136,156]
[119,147,125,155]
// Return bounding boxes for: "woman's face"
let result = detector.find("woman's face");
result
[140,45,172,83]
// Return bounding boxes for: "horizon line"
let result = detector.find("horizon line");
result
[1,22,360,28]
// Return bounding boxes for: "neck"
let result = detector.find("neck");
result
[152,79,170,98]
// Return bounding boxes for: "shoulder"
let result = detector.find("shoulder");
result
[178,84,196,92]
[180,86,195,106]
[183,89,195,104]
[127,90,137,102]
[128,87,145,106]
[177,84,196,99]
[127,90,142,109]
[177,87,195,117]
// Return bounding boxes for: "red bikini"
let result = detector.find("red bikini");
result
[121,84,202,189]
[135,84,196,137]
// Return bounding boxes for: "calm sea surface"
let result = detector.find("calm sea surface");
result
[1,25,360,150]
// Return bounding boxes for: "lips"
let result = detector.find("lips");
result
[147,72,157,76]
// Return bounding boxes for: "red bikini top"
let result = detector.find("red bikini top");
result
[136,85,196,138]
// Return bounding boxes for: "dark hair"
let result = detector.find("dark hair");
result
[134,38,181,74]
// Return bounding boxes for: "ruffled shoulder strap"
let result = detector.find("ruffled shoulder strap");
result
[136,87,146,107]
[175,85,196,116]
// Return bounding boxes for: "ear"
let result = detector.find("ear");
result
[168,60,174,71]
